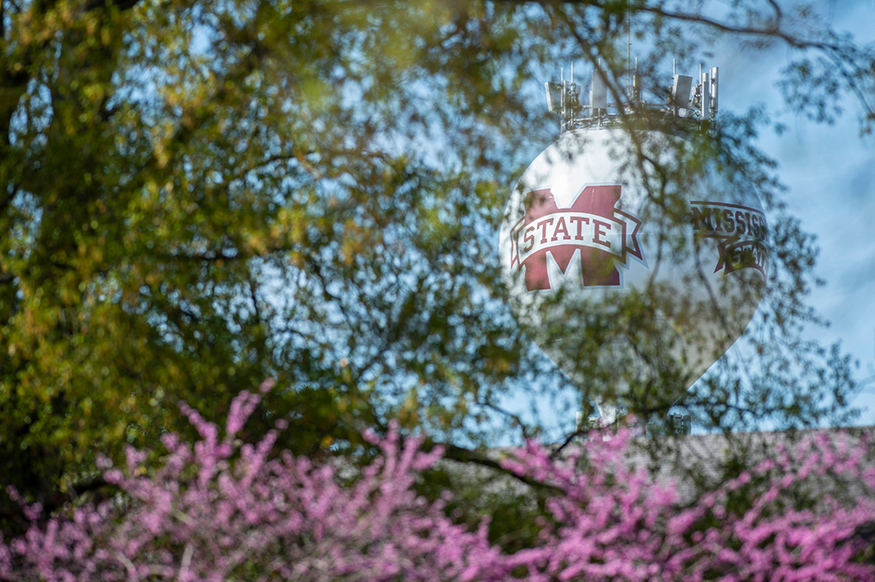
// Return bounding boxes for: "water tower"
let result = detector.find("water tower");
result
[499,64,769,425]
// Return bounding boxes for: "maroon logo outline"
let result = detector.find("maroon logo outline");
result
[509,185,643,292]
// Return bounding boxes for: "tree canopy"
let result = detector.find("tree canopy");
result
[1,0,873,516]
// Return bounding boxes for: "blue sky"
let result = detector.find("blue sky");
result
[716,0,875,423]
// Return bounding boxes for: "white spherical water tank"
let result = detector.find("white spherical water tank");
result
[499,127,768,423]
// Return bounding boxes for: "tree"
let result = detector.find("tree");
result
[0,0,872,522]
[3,385,874,581]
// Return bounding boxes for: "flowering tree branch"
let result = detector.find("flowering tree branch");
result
[2,384,873,581]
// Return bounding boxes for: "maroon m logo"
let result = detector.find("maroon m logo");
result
[510,185,642,291]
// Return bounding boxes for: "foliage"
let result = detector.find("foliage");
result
[2,386,874,581]
[1,0,873,524]
[1,384,505,582]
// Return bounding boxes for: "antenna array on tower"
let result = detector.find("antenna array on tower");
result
[545,63,719,134]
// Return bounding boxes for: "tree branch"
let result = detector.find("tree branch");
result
[440,443,565,495]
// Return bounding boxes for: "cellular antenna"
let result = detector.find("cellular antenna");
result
[627,1,632,96]
[544,56,719,134]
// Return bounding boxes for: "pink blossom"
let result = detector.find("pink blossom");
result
[2,385,874,581]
